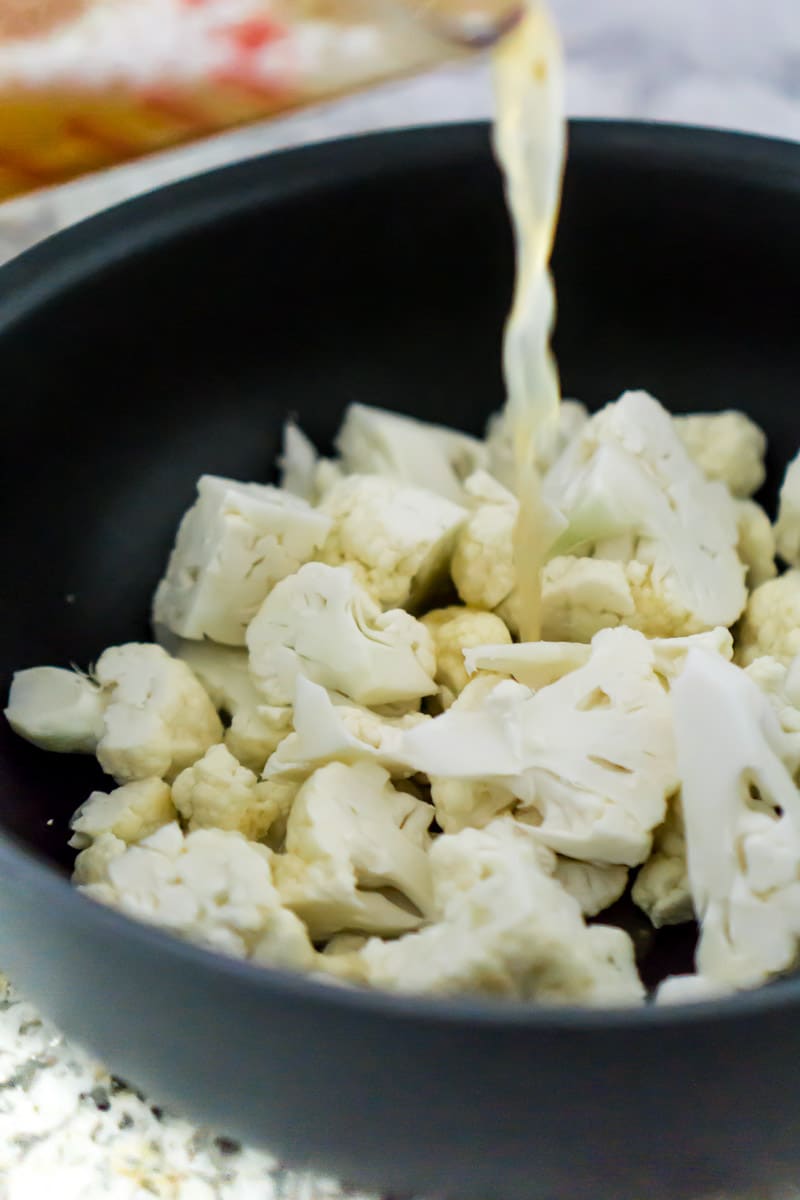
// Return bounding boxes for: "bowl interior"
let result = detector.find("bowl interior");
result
[1,120,799,984]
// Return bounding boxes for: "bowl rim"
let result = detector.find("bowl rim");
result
[3,117,800,1032]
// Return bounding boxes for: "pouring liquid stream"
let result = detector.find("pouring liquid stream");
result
[491,0,566,642]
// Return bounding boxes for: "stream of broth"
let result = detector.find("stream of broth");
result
[491,0,566,641]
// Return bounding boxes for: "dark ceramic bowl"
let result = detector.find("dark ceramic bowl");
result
[1,121,800,1200]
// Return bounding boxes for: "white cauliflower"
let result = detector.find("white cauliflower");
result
[673,649,800,989]
[463,628,733,691]
[72,832,127,887]
[246,563,436,708]
[318,474,466,610]
[736,571,800,666]
[274,762,434,939]
[172,744,293,842]
[451,471,517,613]
[277,420,342,503]
[539,556,636,641]
[333,402,486,504]
[631,796,693,929]
[673,410,766,498]
[736,499,777,589]
[552,858,628,918]
[6,644,222,783]
[543,391,747,637]
[264,676,427,780]
[152,475,331,645]
[172,639,291,772]
[353,819,644,1005]
[69,779,176,850]
[77,822,316,969]
[403,627,677,866]
[745,655,800,773]
[775,450,800,567]
[485,399,589,489]
[421,606,511,708]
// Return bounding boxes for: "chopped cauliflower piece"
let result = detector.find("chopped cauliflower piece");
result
[745,655,800,774]
[274,762,434,939]
[553,858,628,918]
[319,474,466,610]
[421,606,511,708]
[72,832,127,887]
[264,676,427,780]
[775,451,800,567]
[352,820,643,1004]
[69,779,176,850]
[451,471,517,613]
[153,475,331,645]
[5,667,106,754]
[247,563,436,708]
[93,644,222,783]
[674,649,800,989]
[77,822,315,969]
[485,399,589,489]
[333,402,486,503]
[172,743,292,842]
[544,391,747,637]
[632,796,693,929]
[673,410,767,498]
[656,974,733,1005]
[736,499,777,589]
[736,571,800,666]
[172,639,291,772]
[539,556,636,641]
[405,627,677,865]
[6,644,222,783]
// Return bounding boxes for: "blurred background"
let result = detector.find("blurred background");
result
[2,0,799,265]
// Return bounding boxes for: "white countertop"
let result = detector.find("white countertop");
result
[2,3,800,1197]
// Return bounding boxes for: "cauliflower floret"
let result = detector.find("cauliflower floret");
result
[673,649,800,989]
[463,628,733,691]
[539,557,635,641]
[277,420,343,504]
[318,474,466,610]
[93,644,222,783]
[333,403,486,504]
[745,655,800,774]
[153,475,331,645]
[78,822,316,968]
[485,399,589,489]
[69,779,176,850]
[736,571,800,666]
[552,859,628,918]
[451,471,517,613]
[544,391,747,637]
[632,796,693,929]
[172,744,293,842]
[246,563,436,708]
[736,499,777,589]
[351,820,643,1005]
[172,639,291,772]
[6,644,222,783]
[273,762,434,939]
[264,676,428,780]
[421,606,511,708]
[404,627,677,865]
[72,831,127,886]
[673,410,766,498]
[775,450,800,568]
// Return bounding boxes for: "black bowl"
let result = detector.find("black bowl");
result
[1,121,800,1200]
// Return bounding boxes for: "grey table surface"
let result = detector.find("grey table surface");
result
[2,2,800,1197]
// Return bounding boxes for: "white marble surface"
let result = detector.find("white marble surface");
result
[3,3,800,1198]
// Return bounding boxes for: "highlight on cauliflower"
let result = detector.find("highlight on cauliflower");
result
[9,391,800,1011]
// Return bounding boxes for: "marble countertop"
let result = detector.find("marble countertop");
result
[2,3,800,1197]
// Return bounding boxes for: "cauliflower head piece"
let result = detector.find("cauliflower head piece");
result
[402,627,678,866]
[421,606,511,709]
[77,822,315,969]
[69,778,176,850]
[736,571,800,666]
[274,761,434,939]
[632,796,693,929]
[318,474,466,610]
[543,391,747,638]
[172,743,294,842]
[351,819,643,1005]
[775,450,800,569]
[673,410,766,499]
[153,475,331,645]
[6,644,223,783]
[247,563,436,708]
[673,649,800,989]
